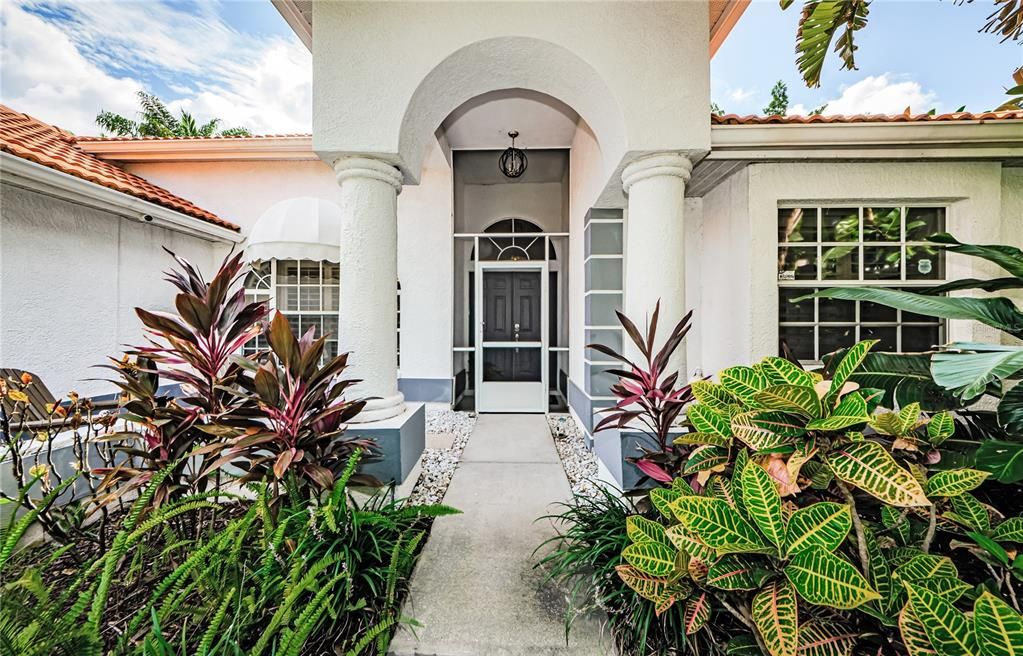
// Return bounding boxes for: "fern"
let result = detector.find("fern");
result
[197,586,236,656]
[345,616,399,656]
[276,571,346,656]
[122,459,184,531]
[0,475,79,569]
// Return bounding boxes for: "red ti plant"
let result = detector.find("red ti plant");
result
[589,301,695,484]
[94,250,267,508]
[217,312,378,501]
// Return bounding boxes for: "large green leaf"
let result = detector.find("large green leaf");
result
[825,340,877,403]
[809,287,1023,338]
[649,487,681,519]
[691,380,741,411]
[975,440,1023,483]
[671,496,770,555]
[760,356,817,387]
[789,0,870,87]
[706,554,773,590]
[627,515,671,547]
[752,581,798,656]
[932,346,1023,399]
[904,583,979,656]
[993,517,1023,543]
[797,620,857,656]
[895,555,958,583]
[684,592,712,635]
[684,445,730,475]
[807,391,871,431]
[615,564,685,612]
[998,384,1023,435]
[720,365,770,405]
[688,404,733,437]
[949,493,991,532]
[925,469,990,497]
[785,546,880,609]
[927,412,956,445]
[742,462,786,548]
[899,606,939,656]
[848,351,961,412]
[828,441,930,507]
[666,525,717,563]
[622,542,676,577]
[974,591,1023,656]
[755,384,823,418]
[784,502,852,557]
[731,411,799,450]
[928,233,1023,281]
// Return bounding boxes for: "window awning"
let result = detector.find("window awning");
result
[245,196,341,263]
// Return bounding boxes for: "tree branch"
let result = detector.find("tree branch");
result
[836,479,871,573]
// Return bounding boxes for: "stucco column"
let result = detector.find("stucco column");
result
[621,153,693,376]
[334,156,405,422]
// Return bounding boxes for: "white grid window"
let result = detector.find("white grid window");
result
[243,260,339,360]
[778,206,947,362]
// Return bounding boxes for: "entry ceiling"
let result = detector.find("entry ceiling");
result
[441,90,579,151]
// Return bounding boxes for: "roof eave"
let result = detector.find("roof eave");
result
[0,152,244,243]
[272,0,311,50]
[710,0,750,58]
[77,135,317,162]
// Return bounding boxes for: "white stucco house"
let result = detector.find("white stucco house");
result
[2,1,1022,488]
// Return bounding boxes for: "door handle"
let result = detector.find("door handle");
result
[514,323,520,341]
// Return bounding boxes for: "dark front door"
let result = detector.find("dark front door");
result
[481,270,542,383]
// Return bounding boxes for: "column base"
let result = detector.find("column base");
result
[346,402,425,485]
[350,393,406,423]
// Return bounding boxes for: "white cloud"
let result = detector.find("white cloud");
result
[0,4,142,134]
[728,87,757,103]
[791,74,939,116]
[1,1,312,135]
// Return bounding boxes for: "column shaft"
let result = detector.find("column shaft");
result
[334,156,405,422]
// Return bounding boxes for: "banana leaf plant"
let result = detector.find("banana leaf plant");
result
[804,233,1023,481]
[588,301,695,483]
[209,312,379,501]
[93,250,268,509]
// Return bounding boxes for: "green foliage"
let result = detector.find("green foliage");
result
[96,91,251,137]
[763,80,790,116]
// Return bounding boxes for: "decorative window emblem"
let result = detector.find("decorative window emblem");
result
[499,130,527,179]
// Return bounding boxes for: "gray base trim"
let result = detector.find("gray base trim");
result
[347,403,426,484]
[398,377,452,403]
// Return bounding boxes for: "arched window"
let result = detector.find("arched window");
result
[471,218,556,261]
[243,259,340,359]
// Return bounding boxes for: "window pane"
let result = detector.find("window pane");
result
[902,325,942,352]
[279,286,299,311]
[482,347,541,382]
[277,260,299,284]
[299,286,320,311]
[245,261,272,289]
[861,326,897,352]
[299,260,320,284]
[299,315,322,337]
[861,299,897,322]
[821,208,859,242]
[906,246,944,280]
[779,326,815,361]
[906,207,946,241]
[821,246,858,280]
[323,315,338,338]
[323,285,339,311]
[778,246,817,280]
[820,296,855,322]
[325,340,339,360]
[779,288,814,322]
[863,207,901,242]
[779,208,816,243]
[323,262,340,284]
[820,325,856,358]
[286,315,301,336]
[863,246,901,280]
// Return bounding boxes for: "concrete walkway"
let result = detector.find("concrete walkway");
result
[389,414,608,655]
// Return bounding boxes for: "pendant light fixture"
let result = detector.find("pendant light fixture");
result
[499,130,527,179]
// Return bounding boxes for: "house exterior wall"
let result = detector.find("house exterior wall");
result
[0,184,222,398]
[695,160,1008,374]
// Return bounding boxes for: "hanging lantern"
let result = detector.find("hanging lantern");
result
[499,130,527,179]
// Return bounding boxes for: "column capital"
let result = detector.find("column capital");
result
[333,156,404,192]
[621,153,693,194]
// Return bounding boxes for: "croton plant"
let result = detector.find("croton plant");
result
[612,340,1023,656]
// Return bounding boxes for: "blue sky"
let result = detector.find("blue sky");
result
[1,0,1020,136]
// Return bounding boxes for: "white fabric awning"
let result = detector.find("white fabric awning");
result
[245,196,341,263]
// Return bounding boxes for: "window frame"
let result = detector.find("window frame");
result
[777,203,949,363]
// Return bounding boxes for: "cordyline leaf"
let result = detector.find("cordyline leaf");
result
[671,496,770,555]
[622,542,676,577]
[925,469,990,497]
[785,502,851,557]
[706,554,772,591]
[635,459,673,483]
[684,592,711,635]
[742,462,786,548]
[974,591,1023,656]
[828,441,930,507]
[797,620,857,656]
[753,580,798,656]
[785,546,879,609]
[904,583,979,656]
